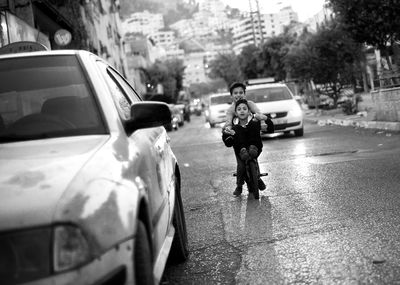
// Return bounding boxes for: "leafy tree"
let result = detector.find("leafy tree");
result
[189,79,226,98]
[328,0,400,66]
[285,22,364,106]
[238,44,262,80]
[285,35,317,82]
[143,58,186,102]
[164,59,186,97]
[258,33,296,81]
[208,53,244,87]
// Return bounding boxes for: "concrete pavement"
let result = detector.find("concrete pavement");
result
[303,94,400,132]
[305,109,400,132]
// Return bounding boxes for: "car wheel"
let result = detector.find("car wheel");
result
[134,221,154,285]
[294,127,304,137]
[168,179,188,264]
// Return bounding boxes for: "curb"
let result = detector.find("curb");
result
[305,117,400,132]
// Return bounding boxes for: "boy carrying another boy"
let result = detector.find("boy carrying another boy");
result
[223,82,268,135]
[222,82,273,196]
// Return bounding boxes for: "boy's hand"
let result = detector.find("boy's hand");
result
[254,113,268,121]
[223,126,235,135]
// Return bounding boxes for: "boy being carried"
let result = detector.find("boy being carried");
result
[223,82,268,135]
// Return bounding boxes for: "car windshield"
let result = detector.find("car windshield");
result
[246,87,293,103]
[210,94,231,105]
[0,55,106,143]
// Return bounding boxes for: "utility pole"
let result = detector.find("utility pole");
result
[248,0,264,47]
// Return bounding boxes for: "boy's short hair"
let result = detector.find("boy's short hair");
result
[229,82,246,95]
[235,98,249,111]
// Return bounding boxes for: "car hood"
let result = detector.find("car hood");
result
[257,99,298,113]
[0,136,109,231]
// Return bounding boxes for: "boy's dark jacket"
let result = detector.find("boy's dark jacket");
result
[222,116,274,149]
[232,117,262,155]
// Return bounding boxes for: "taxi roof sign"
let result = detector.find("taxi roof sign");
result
[0,41,48,55]
[246,77,276,85]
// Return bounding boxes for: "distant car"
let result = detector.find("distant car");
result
[205,92,232,128]
[246,83,304,136]
[0,50,188,284]
[190,99,202,116]
[174,104,186,126]
[176,101,191,122]
[165,104,180,131]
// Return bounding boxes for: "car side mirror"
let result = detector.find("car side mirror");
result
[125,102,171,134]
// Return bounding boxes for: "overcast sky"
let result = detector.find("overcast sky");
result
[219,0,326,22]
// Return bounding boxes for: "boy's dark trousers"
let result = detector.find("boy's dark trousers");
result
[235,145,260,187]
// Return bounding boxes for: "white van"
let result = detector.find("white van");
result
[205,92,232,128]
[246,83,304,136]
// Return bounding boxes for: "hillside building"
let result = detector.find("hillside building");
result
[122,11,164,35]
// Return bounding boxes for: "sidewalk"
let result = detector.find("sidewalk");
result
[303,94,400,132]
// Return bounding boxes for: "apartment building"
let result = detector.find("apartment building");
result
[183,51,209,85]
[122,10,164,35]
[231,6,299,54]
[231,17,267,54]
[149,30,175,48]
[0,0,127,77]
[278,6,299,26]
[304,5,333,33]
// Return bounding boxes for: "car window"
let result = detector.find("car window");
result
[210,95,232,105]
[247,87,293,103]
[96,61,133,121]
[107,68,142,103]
[0,55,106,142]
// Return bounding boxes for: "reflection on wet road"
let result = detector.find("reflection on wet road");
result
[163,116,400,284]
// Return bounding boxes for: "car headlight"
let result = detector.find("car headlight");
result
[290,104,303,117]
[53,225,90,272]
[0,228,52,283]
[0,225,91,283]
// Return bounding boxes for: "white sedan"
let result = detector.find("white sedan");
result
[0,50,188,284]
[246,83,304,136]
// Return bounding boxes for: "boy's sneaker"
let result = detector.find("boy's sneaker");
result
[233,186,242,196]
[258,178,266,191]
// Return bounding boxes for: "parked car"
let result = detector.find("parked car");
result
[165,104,180,131]
[174,104,186,126]
[205,92,232,127]
[246,83,304,136]
[189,99,202,116]
[0,49,188,285]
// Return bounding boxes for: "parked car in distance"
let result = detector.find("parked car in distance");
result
[204,92,232,128]
[246,83,304,136]
[0,49,188,285]
[189,99,202,116]
[165,104,181,131]
[174,104,187,126]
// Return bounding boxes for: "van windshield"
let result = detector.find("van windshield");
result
[247,87,292,103]
[210,95,231,105]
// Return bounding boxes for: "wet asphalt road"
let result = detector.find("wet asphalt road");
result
[162,115,400,285]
